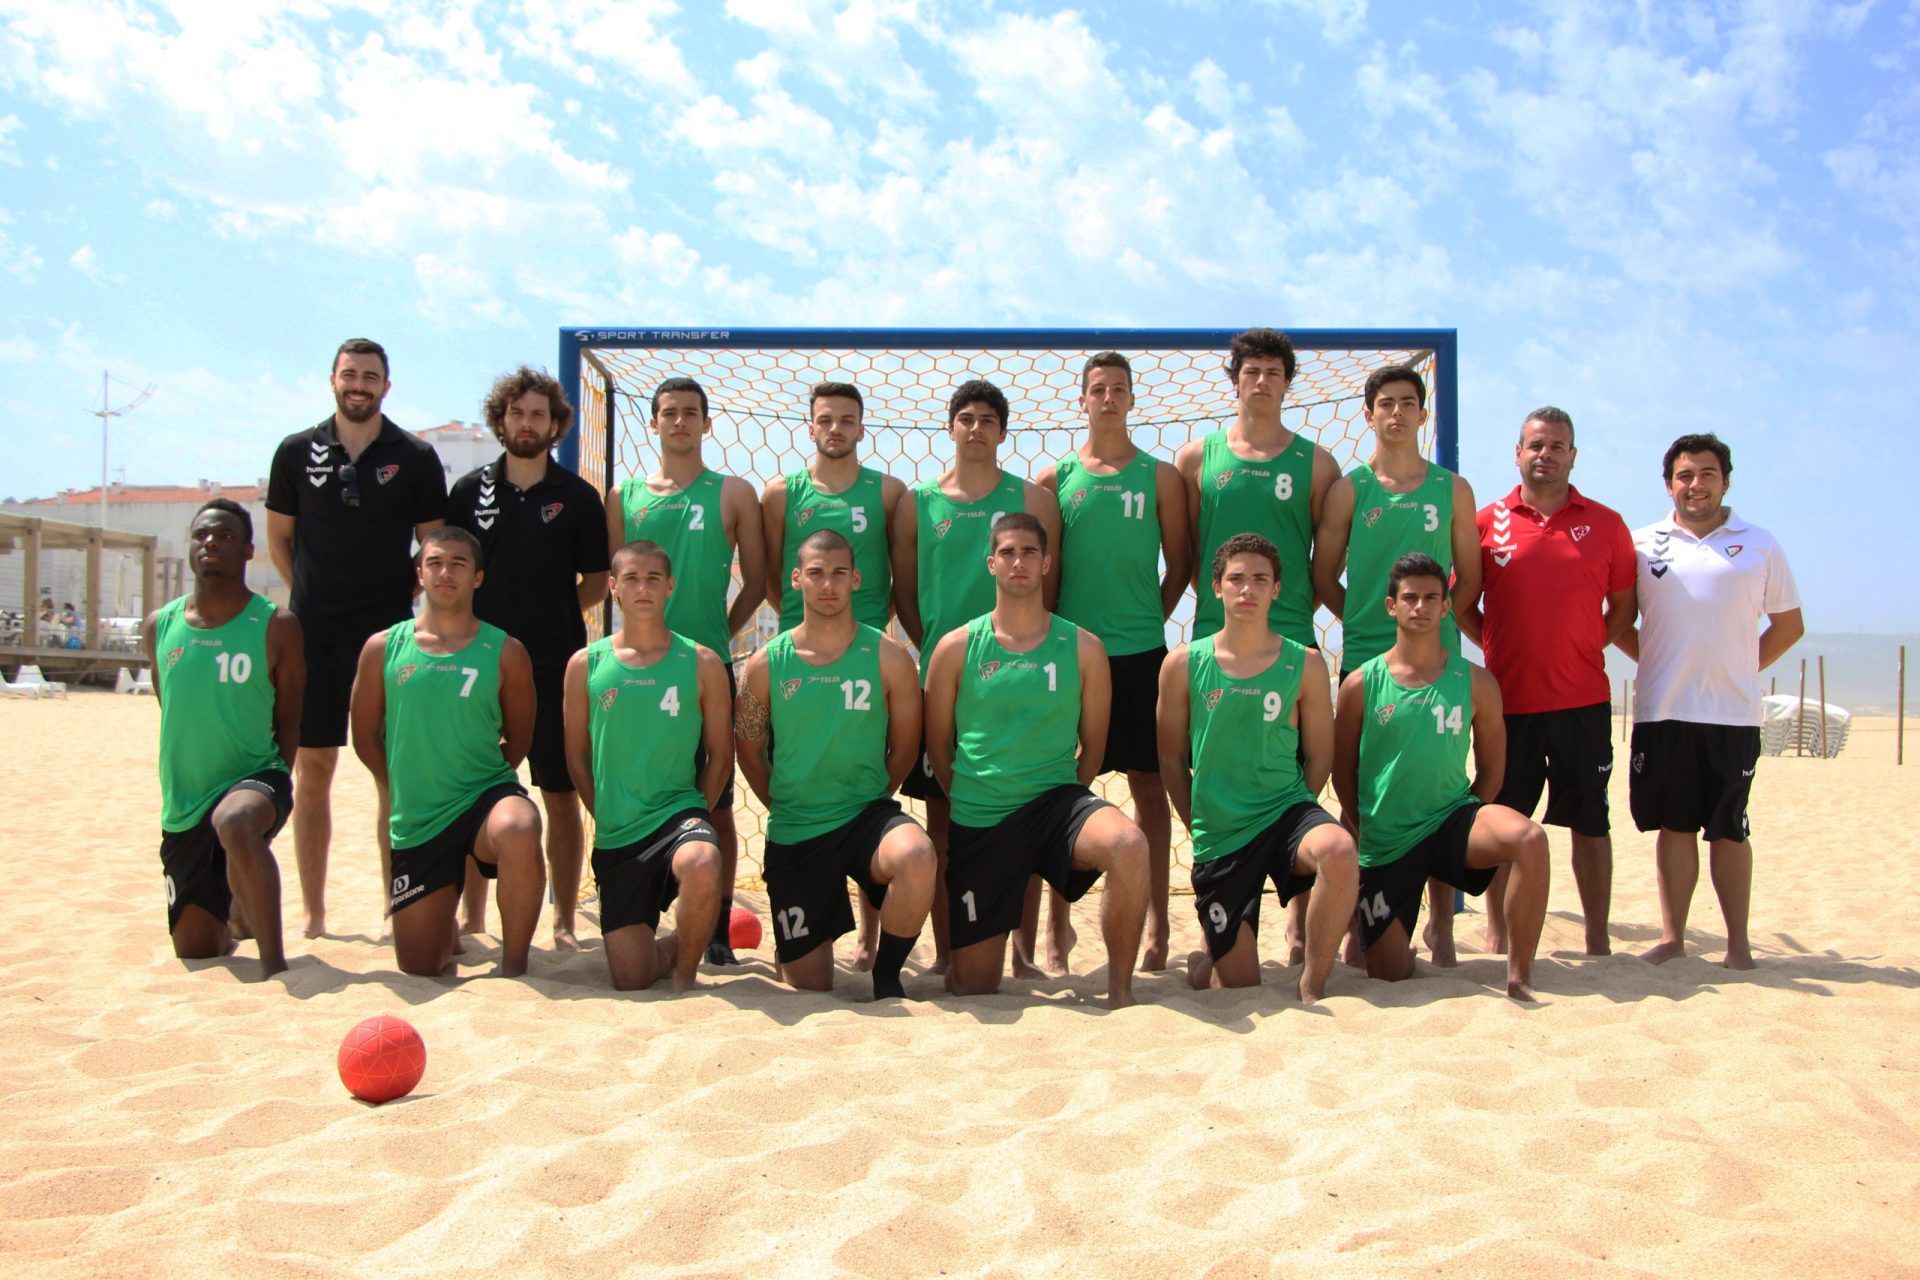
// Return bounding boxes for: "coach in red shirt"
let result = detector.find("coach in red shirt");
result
[1458,406,1635,957]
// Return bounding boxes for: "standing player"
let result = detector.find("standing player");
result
[146,499,304,981]
[1616,434,1802,969]
[923,513,1149,1008]
[1176,327,1340,648]
[606,376,766,966]
[1457,407,1635,959]
[736,530,936,999]
[266,338,446,938]
[890,379,1062,974]
[349,527,546,978]
[1038,352,1190,973]
[1333,553,1550,1001]
[1158,533,1358,1003]
[563,540,729,992]
[447,366,609,951]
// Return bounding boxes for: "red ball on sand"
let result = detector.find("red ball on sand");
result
[729,905,762,951]
[337,1015,426,1104]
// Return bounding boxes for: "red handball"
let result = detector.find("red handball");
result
[729,904,762,951]
[337,1015,427,1104]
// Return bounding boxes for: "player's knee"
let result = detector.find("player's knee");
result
[675,841,721,894]
[395,945,449,977]
[608,963,655,993]
[1517,823,1549,872]
[892,834,938,887]
[294,752,336,784]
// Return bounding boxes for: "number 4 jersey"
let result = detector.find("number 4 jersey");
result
[154,593,285,832]
[384,619,518,849]
[1355,652,1476,867]
[585,633,706,848]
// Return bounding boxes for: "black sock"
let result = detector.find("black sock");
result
[711,896,733,943]
[872,931,916,999]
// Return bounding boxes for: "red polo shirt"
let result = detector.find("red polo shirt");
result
[1476,485,1634,714]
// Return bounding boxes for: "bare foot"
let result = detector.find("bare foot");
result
[1185,949,1213,990]
[854,946,876,972]
[552,926,581,953]
[229,906,254,942]
[1507,979,1538,1002]
[1341,932,1364,967]
[302,911,325,940]
[1585,936,1613,957]
[1641,939,1687,964]
[1044,918,1077,976]
[1422,920,1458,968]
[1010,939,1047,980]
[1721,948,1756,971]
[1285,935,1305,968]
[459,914,485,937]
[1106,987,1137,1010]
[1298,973,1325,1006]
[1141,938,1168,973]
[671,971,700,994]
[1483,928,1509,956]
[499,957,527,978]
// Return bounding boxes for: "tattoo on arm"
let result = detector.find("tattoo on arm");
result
[736,681,770,741]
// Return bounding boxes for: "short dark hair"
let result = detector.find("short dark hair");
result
[612,539,673,575]
[333,338,389,379]
[193,496,253,542]
[1364,363,1427,413]
[421,524,484,570]
[1081,351,1133,393]
[809,381,864,414]
[1663,432,1733,483]
[483,365,573,444]
[948,379,1010,427]
[1211,531,1281,584]
[1226,327,1297,384]
[990,510,1048,555]
[651,376,709,419]
[797,528,855,564]
[1388,552,1448,596]
[1522,405,1575,445]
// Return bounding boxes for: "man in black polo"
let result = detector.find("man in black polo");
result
[266,338,447,939]
[447,365,610,951]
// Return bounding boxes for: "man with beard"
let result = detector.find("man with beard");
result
[266,338,446,939]
[447,366,609,952]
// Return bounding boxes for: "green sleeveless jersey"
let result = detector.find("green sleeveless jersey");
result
[586,633,706,847]
[383,620,518,850]
[777,466,892,632]
[619,470,733,655]
[1356,653,1476,867]
[154,593,284,831]
[913,471,1027,678]
[1186,635,1316,863]
[1342,463,1459,671]
[950,613,1083,828]
[1054,450,1164,657]
[1194,429,1317,644]
[767,625,890,842]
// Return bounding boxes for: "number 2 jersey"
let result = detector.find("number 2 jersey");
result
[765,625,890,843]
[153,593,285,832]
[585,633,706,848]
[618,470,733,657]
[1355,652,1475,867]
[383,619,517,850]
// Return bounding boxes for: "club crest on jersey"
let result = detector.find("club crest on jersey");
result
[1376,702,1396,725]
[1203,689,1224,711]
[1362,507,1383,528]
[1571,525,1591,542]
[598,687,618,710]
[541,503,564,523]
[1726,544,1744,558]
[781,678,802,700]
[165,646,185,670]
[797,507,815,528]
[1216,470,1235,491]
[377,465,400,485]
[934,518,953,539]
[1071,488,1088,510]
[978,660,1001,680]
[1632,752,1645,774]
[397,664,417,685]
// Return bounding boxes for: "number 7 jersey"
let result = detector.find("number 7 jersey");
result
[383,619,517,849]
[586,633,707,848]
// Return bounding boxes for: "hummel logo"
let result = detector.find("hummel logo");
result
[1598,762,1612,773]
[1742,768,1755,778]
[476,515,495,530]
[308,444,329,464]
[1650,563,1669,578]
[479,483,496,504]
[1493,552,1512,567]
[307,473,326,488]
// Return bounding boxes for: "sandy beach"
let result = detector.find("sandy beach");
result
[2,693,1916,1278]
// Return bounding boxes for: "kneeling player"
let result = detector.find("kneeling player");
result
[737,530,935,999]
[1159,533,1358,1003]
[146,499,304,980]
[1332,553,1549,1000]
[924,513,1149,1008]
[564,540,728,992]
[350,527,546,977]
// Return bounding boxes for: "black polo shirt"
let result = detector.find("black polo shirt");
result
[447,453,609,673]
[265,415,448,645]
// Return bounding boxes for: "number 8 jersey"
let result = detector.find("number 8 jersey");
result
[1355,652,1475,868]
[384,619,517,849]
[1185,634,1315,864]
[585,633,705,847]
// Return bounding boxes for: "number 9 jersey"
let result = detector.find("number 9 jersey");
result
[1185,634,1316,864]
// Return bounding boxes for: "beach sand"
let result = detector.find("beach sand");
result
[2,695,1916,1277]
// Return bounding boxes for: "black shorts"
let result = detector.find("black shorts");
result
[691,662,737,809]
[1189,801,1338,961]
[299,637,367,749]
[388,781,531,914]
[1498,702,1612,836]
[763,799,918,963]
[159,769,292,931]
[526,659,573,793]
[1101,646,1167,775]
[1356,803,1496,948]
[592,808,716,934]
[1629,720,1761,843]
[899,726,945,802]
[945,784,1110,949]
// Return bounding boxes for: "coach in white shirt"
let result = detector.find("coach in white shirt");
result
[1616,432,1803,970]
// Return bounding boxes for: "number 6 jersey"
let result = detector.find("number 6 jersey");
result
[384,619,517,849]
[585,633,706,847]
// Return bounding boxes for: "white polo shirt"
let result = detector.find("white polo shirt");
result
[1632,509,1800,726]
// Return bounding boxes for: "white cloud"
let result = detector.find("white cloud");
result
[0,221,42,283]
[1256,0,1368,45]
[68,243,124,286]
[413,253,517,326]
[143,198,177,219]
[0,113,21,165]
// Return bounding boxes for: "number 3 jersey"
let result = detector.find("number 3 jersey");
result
[154,593,284,832]
[384,619,517,849]
[1185,634,1315,864]
[585,633,706,848]
[1341,462,1460,671]
[765,625,889,843]
[950,613,1082,828]
[1355,652,1475,867]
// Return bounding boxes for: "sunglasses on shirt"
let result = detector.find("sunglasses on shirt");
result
[338,461,361,507]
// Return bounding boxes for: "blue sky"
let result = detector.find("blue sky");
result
[1,0,1915,629]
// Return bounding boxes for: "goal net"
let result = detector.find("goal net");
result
[559,327,1457,891]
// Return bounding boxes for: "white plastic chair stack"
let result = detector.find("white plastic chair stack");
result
[115,667,155,695]
[0,671,37,699]
[1760,694,1851,758]
[15,665,66,699]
